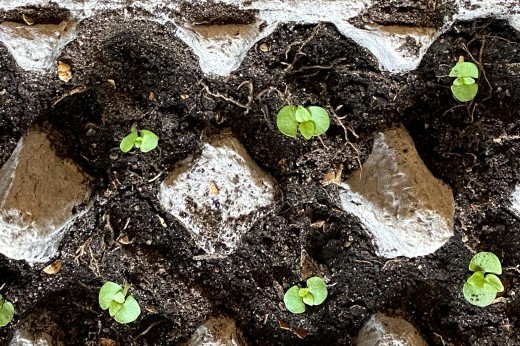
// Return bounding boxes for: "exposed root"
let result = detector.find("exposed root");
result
[199,81,252,110]
[462,41,492,102]
[74,235,103,277]
[283,24,323,71]
[52,86,87,107]
[329,106,362,170]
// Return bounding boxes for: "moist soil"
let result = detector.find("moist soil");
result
[0,13,519,346]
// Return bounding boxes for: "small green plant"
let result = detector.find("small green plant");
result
[463,252,504,307]
[0,294,14,327]
[120,124,159,153]
[283,276,328,314]
[276,105,330,140]
[99,282,141,324]
[449,57,479,102]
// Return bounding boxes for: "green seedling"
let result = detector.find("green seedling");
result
[99,281,141,324]
[0,294,14,327]
[283,276,328,314]
[449,57,479,102]
[277,105,330,140]
[463,252,504,307]
[120,124,159,153]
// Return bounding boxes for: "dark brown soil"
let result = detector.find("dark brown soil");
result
[0,12,519,346]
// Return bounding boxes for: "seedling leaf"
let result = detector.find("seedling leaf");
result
[484,274,504,293]
[134,137,142,149]
[109,301,123,317]
[0,300,14,327]
[284,285,306,314]
[114,295,141,324]
[299,121,315,140]
[307,106,330,136]
[99,282,123,310]
[469,252,502,274]
[120,130,138,153]
[451,84,478,102]
[466,271,485,287]
[449,62,478,78]
[113,291,125,304]
[453,77,464,86]
[306,277,328,305]
[463,282,497,307]
[295,106,311,122]
[302,293,314,306]
[139,130,159,153]
[298,288,310,298]
[463,77,475,85]
[277,106,298,138]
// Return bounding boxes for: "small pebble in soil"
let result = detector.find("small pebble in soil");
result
[259,43,270,52]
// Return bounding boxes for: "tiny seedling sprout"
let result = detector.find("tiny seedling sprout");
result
[277,105,330,140]
[99,281,141,324]
[0,294,14,327]
[449,57,479,102]
[283,276,328,313]
[120,124,159,153]
[463,252,504,307]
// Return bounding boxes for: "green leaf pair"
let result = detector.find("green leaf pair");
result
[449,61,479,102]
[99,282,141,324]
[283,276,328,314]
[0,295,14,327]
[277,105,330,140]
[463,252,504,307]
[120,125,159,153]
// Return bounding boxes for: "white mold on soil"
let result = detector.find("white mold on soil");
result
[158,135,275,256]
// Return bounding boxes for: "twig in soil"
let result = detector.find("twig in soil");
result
[51,86,87,107]
[199,81,252,110]
[283,24,323,71]
[147,172,163,183]
[503,266,520,274]
[434,332,447,346]
[103,212,116,246]
[192,253,227,260]
[134,321,161,340]
[382,258,407,271]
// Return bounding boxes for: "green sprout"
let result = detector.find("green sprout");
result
[99,281,141,324]
[463,252,504,307]
[277,105,330,140]
[283,276,328,314]
[0,294,14,327]
[449,57,479,102]
[120,124,159,153]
